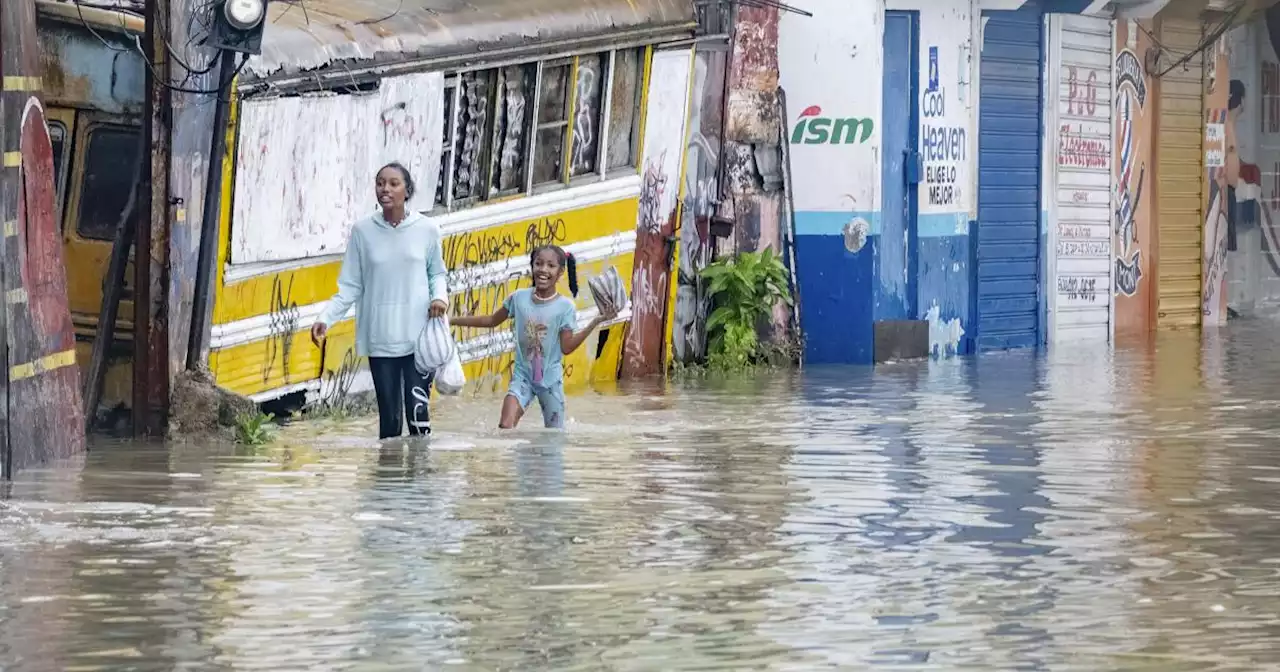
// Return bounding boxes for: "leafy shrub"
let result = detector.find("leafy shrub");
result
[700,247,794,371]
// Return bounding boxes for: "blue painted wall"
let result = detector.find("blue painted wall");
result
[917,214,971,356]
[795,212,877,365]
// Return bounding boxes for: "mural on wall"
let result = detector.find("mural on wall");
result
[1112,20,1156,334]
[623,48,693,378]
[230,72,445,265]
[1222,7,1280,316]
[672,50,726,365]
[1203,35,1232,326]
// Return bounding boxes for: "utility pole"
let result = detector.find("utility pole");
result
[135,0,173,437]
[186,0,266,370]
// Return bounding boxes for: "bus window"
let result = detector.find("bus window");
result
[77,126,140,241]
[49,121,68,217]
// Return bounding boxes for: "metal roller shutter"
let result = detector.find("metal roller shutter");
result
[1046,14,1114,341]
[1155,18,1205,328]
[976,2,1044,350]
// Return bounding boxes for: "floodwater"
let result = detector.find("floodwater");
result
[6,322,1280,671]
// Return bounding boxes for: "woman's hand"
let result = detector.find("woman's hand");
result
[310,322,328,346]
[429,299,448,319]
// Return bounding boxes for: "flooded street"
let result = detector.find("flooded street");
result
[7,322,1280,670]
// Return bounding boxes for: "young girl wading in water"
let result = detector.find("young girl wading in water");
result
[453,246,618,429]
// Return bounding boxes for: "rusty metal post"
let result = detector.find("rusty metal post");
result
[0,44,8,480]
[1,0,86,475]
[135,0,173,436]
[187,48,236,372]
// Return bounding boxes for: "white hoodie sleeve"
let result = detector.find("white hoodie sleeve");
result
[318,227,365,327]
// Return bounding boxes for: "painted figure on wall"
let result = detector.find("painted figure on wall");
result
[1203,36,1231,326]
[1254,7,1280,279]
[1112,20,1155,335]
[1225,79,1263,262]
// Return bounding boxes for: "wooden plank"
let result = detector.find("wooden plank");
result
[134,0,170,436]
[83,133,142,430]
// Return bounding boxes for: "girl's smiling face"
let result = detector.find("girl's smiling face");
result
[532,249,562,294]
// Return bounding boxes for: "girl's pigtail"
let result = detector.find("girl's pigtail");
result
[565,252,579,297]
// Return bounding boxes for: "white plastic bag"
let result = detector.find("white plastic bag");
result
[588,266,629,317]
[434,350,466,396]
[415,315,455,375]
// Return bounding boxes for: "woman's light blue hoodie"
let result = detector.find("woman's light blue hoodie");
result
[317,211,449,358]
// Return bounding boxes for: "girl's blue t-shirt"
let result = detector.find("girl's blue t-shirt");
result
[504,288,577,388]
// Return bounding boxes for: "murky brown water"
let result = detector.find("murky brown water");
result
[7,320,1280,670]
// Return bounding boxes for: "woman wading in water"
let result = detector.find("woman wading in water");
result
[311,163,449,438]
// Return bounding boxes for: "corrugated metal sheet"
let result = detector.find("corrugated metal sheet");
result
[1155,18,1204,328]
[247,0,694,82]
[975,2,1044,351]
[1046,14,1113,342]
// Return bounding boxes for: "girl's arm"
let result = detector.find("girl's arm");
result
[452,306,510,329]
[426,225,450,314]
[560,315,604,355]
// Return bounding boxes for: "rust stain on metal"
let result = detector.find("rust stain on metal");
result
[729,6,779,93]
[2,0,88,477]
[248,0,694,81]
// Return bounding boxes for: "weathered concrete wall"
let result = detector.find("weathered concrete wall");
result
[723,4,788,342]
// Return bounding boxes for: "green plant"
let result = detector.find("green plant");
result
[701,247,794,371]
[234,411,276,446]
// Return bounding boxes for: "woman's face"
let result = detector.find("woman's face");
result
[376,167,408,210]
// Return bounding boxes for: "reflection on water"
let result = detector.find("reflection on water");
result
[6,320,1280,669]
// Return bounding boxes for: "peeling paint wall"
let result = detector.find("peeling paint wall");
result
[623,47,693,378]
[892,0,975,359]
[672,49,727,364]
[724,4,790,342]
[230,74,445,265]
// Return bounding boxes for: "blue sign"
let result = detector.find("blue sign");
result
[928,46,939,92]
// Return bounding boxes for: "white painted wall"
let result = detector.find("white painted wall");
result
[889,0,978,236]
[231,72,446,265]
[778,0,884,225]
[1043,14,1114,342]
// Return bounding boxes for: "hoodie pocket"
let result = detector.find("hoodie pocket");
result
[370,302,414,348]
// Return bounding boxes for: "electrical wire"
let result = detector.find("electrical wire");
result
[1136,2,1246,79]
[69,0,248,96]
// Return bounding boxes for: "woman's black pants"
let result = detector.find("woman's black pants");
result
[368,355,434,439]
